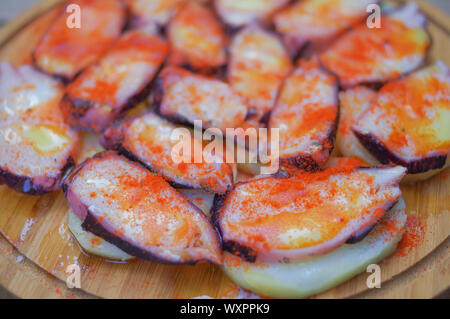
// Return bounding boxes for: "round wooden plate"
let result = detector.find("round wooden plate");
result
[0,0,449,299]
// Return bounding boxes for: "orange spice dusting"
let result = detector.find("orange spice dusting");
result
[90,237,102,247]
[364,63,449,157]
[87,156,211,250]
[395,215,425,257]
[66,30,168,106]
[388,132,408,148]
[127,114,232,193]
[329,157,365,168]
[271,59,338,157]
[321,16,429,84]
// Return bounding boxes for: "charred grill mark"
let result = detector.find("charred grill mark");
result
[279,155,321,173]
[150,77,165,111]
[223,240,257,263]
[60,95,93,126]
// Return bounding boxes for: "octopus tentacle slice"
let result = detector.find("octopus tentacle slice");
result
[125,0,185,28]
[228,24,292,122]
[269,58,339,171]
[101,112,234,194]
[353,61,450,181]
[223,197,407,298]
[0,63,79,195]
[61,26,169,133]
[213,165,406,263]
[154,66,249,133]
[167,1,227,73]
[336,86,380,165]
[215,0,289,28]
[274,0,379,54]
[63,151,222,265]
[320,2,430,88]
[33,0,127,81]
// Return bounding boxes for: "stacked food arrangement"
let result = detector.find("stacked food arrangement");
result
[0,0,448,298]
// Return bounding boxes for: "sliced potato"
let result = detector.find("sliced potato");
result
[68,211,134,261]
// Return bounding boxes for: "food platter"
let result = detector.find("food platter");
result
[0,0,448,298]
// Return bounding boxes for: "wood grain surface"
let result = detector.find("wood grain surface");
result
[0,0,448,299]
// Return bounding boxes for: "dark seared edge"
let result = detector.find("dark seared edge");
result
[223,240,257,263]
[101,123,197,190]
[81,211,199,265]
[345,199,398,244]
[178,61,228,78]
[210,193,227,232]
[60,95,94,130]
[152,76,200,127]
[279,101,338,173]
[353,130,447,174]
[279,154,322,173]
[60,60,164,133]
[0,156,74,196]
[211,189,258,262]
[153,75,231,129]
[103,121,234,193]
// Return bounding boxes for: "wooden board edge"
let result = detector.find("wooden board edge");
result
[407,0,450,32]
[0,0,448,299]
[354,236,450,299]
